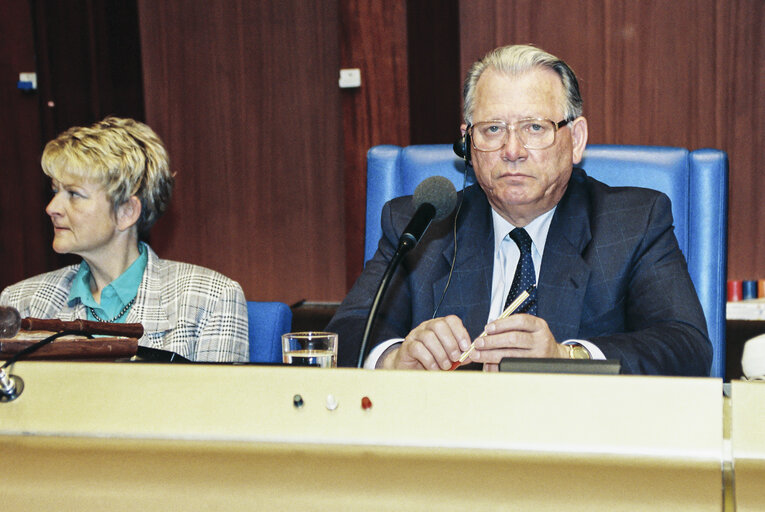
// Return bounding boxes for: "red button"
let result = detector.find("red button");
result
[361,396,372,410]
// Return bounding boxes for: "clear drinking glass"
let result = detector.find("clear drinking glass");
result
[281,331,338,368]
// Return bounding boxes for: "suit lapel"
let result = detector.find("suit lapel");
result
[431,186,494,339]
[538,169,592,341]
[127,246,172,345]
[28,266,84,321]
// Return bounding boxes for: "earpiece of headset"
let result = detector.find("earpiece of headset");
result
[452,131,472,166]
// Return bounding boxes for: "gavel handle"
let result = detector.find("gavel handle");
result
[20,318,144,339]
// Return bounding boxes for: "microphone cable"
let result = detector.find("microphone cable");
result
[1,330,93,402]
[431,162,469,319]
[2,330,94,370]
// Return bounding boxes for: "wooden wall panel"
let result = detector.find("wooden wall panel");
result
[714,0,765,281]
[0,0,145,291]
[459,0,765,281]
[407,0,462,145]
[339,0,410,286]
[138,1,345,304]
[32,0,145,141]
[0,0,50,289]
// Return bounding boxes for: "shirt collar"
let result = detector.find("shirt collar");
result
[67,242,148,307]
[68,261,97,308]
[491,207,556,255]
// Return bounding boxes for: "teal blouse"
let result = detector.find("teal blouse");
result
[67,242,148,323]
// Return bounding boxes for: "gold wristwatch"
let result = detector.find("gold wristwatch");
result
[567,343,591,359]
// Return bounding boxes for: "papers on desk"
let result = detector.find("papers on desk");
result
[727,299,765,321]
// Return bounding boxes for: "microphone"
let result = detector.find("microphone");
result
[0,306,21,339]
[397,176,458,252]
[357,176,458,367]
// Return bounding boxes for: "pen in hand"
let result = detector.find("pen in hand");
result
[448,284,536,371]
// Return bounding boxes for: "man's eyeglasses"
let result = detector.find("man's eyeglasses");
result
[468,118,571,151]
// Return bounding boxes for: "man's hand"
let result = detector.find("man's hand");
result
[469,314,566,372]
[382,315,471,370]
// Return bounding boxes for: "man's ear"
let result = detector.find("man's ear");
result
[116,196,142,232]
[570,116,589,165]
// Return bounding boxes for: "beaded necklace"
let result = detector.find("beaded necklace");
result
[88,297,135,323]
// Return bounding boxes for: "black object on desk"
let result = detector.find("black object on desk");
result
[134,346,191,363]
[499,357,622,375]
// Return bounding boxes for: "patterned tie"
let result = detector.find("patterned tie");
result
[503,227,537,315]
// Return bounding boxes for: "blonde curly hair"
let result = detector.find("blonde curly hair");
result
[41,116,174,238]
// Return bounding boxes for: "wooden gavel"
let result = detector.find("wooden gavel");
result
[2,306,143,339]
[19,317,144,338]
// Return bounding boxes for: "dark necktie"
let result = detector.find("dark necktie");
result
[503,227,537,315]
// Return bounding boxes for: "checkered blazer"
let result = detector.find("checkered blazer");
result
[0,245,248,362]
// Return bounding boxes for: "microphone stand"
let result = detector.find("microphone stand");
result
[356,175,459,368]
[0,329,88,402]
[356,212,430,369]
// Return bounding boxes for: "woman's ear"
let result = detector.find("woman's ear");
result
[116,196,142,232]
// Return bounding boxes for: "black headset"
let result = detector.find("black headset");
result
[453,129,472,165]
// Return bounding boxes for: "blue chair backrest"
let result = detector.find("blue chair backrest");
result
[247,301,292,363]
[365,144,728,378]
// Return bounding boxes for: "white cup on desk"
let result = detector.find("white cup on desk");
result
[281,331,338,368]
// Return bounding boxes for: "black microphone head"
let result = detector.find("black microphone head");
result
[0,306,21,338]
[413,176,457,221]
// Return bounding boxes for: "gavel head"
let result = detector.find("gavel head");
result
[0,306,21,339]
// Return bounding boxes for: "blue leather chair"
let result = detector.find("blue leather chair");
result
[247,301,292,363]
[365,144,728,378]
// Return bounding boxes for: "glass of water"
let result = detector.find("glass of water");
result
[281,331,338,368]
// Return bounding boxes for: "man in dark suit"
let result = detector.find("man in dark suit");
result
[328,44,711,376]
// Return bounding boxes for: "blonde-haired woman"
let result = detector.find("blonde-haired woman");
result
[0,117,248,362]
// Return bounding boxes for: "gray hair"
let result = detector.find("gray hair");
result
[463,44,583,124]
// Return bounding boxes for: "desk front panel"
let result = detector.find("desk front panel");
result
[0,362,723,511]
[731,381,765,512]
